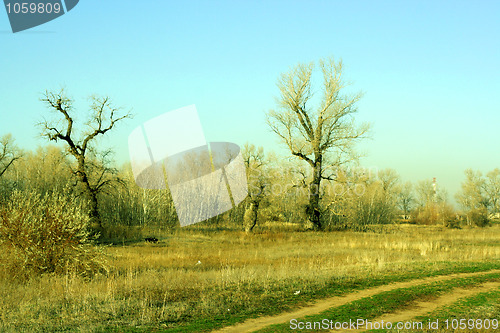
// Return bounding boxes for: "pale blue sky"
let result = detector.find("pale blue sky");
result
[0,0,499,201]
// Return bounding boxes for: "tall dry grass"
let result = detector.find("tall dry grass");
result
[0,224,499,331]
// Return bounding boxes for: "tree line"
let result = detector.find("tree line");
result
[0,58,497,242]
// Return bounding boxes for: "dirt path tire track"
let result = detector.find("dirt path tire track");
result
[332,281,500,332]
[213,269,500,333]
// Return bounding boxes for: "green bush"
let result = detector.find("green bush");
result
[467,207,490,227]
[0,190,107,280]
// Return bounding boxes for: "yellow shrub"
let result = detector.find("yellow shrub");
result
[0,190,107,280]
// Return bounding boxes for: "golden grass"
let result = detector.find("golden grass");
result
[0,224,499,332]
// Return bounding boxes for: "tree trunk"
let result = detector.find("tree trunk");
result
[306,162,322,230]
[244,201,259,233]
[88,190,102,234]
[77,159,102,235]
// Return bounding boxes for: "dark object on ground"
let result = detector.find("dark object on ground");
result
[145,237,159,243]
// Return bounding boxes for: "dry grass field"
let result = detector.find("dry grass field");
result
[0,223,499,332]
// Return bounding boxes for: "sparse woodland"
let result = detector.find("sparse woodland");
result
[0,58,499,331]
[0,59,499,277]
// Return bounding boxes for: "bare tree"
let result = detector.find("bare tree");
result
[455,169,490,226]
[396,181,414,219]
[455,169,489,211]
[267,58,369,230]
[484,168,500,217]
[0,134,21,178]
[416,179,446,207]
[242,143,268,232]
[378,169,400,193]
[39,89,131,234]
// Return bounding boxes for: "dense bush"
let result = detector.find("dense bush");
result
[0,190,107,280]
[322,178,398,231]
[412,202,455,226]
[467,207,490,227]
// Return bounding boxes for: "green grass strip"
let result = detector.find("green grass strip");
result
[254,272,500,333]
[409,289,500,332]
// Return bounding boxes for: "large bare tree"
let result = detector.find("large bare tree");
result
[39,89,131,234]
[267,58,369,230]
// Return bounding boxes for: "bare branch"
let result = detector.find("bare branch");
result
[0,134,22,178]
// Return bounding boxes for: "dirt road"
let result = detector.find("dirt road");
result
[214,269,500,333]
[332,281,500,332]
